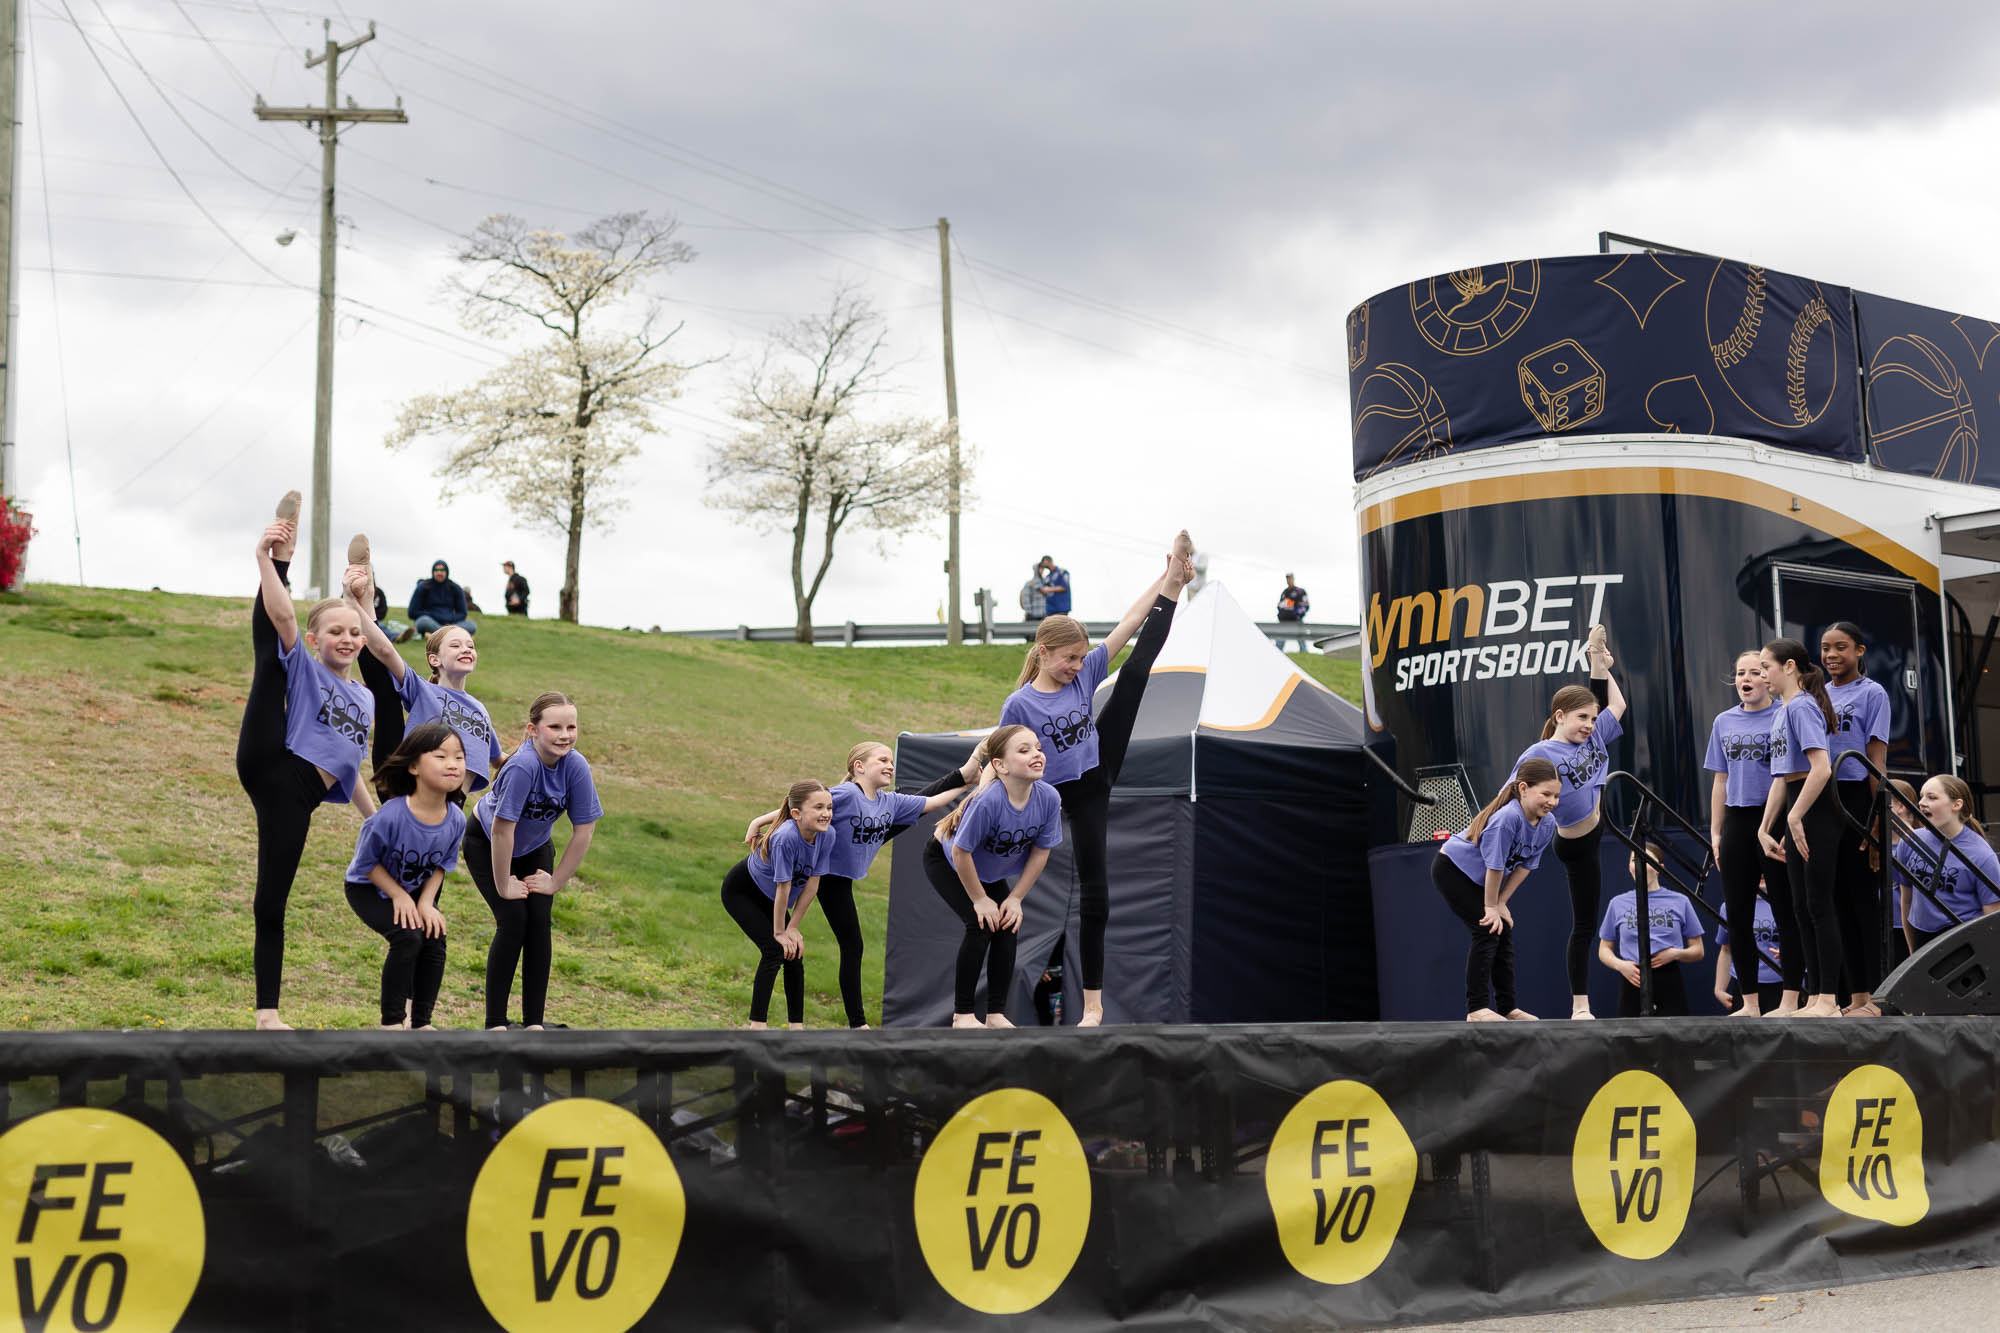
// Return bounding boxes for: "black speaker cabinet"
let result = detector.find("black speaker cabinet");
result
[1877,912,2000,1015]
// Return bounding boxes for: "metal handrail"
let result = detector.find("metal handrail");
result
[1824,748,1985,940]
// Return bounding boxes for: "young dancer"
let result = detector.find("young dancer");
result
[744,743,975,1027]
[722,781,834,1029]
[344,722,466,1030]
[344,558,505,793]
[1430,757,1561,1022]
[464,692,602,1029]
[1511,626,1626,1019]
[1896,775,2000,952]
[1757,638,1843,1018]
[1713,886,1784,1016]
[924,725,1064,1029]
[1000,532,1194,1027]
[1597,844,1704,1017]
[1820,622,1891,1015]
[1704,650,1803,1015]
[239,494,377,1031]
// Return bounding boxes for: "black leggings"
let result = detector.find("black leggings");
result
[236,563,330,1011]
[345,883,447,1026]
[1052,592,1178,991]
[358,647,406,775]
[1719,804,1803,991]
[720,859,802,1024]
[815,874,869,1027]
[1782,780,1845,997]
[1431,855,1515,1015]
[1831,779,1883,995]
[1614,960,1687,1016]
[1555,820,1604,995]
[465,821,556,1027]
[923,839,1019,1017]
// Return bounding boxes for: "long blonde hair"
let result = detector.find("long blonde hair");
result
[1018,616,1089,687]
[938,725,1033,840]
[1465,757,1559,843]
[754,780,829,860]
[844,741,890,783]
[426,624,472,683]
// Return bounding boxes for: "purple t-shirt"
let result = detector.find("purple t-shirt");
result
[1716,896,1780,984]
[1598,886,1701,964]
[279,633,374,804]
[1703,703,1779,808]
[826,782,929,881]
[941,780,1064,883]
[1512,707,1624,828]
[1825,677,1891,782]
[475,748,603,856]
[395,670,504,791]
[999,643,1111,786]
[345,796,465,897]
[1439,800,1556,883]
[746,819,836,908]
[1896,827,2000,935]
[1767,692,1829,777]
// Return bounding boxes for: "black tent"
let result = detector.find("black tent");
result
[883,585,1377,1026]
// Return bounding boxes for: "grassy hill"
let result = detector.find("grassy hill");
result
[0,582,1361,1031]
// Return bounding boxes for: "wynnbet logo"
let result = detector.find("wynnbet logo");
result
[1369,574,1624,692]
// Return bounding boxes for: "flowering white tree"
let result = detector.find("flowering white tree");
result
[706,285,963,641]
[387,212,696,622]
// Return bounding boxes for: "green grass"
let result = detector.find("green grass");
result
[0,583,1359,1031]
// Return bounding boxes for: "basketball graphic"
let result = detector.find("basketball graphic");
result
[1703,262,1840,429]
[1410,261,1539,356]
[1866,333,1978,482]
[1355,362,1452,475]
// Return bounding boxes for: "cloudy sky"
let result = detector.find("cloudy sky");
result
[13,1,2000,629]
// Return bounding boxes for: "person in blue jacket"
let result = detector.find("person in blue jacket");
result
[408,558,477,636]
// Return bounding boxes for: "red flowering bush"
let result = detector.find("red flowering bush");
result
[0,494,36,592]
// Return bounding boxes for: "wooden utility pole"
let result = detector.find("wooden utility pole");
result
[938,217,962,645]
[254,22,404,595]
[0,0,19,498]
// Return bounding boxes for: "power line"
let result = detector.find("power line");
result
[23,264,298,287]
[110,316,313,496]
[26,3,84,581]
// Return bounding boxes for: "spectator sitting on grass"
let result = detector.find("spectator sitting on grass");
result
[408,559,477,636]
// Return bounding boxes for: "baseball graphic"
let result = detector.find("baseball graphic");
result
[1704,261,1840,429]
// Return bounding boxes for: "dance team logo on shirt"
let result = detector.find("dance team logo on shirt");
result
[317,685,370,749]
[1720,732,1771,762]
[383,845,453,891]
[1039,710,1093,753]
[438,696,493,745]
[1614,905,1686,938]
[1818,1066,1927,1226]
[1263,1080,1416,1286]
[847,813,895,846]
[1770,725,1789,762]
[1571,1070,1695,1260]
[1832,701,1860,733]
[1553,742,1607,791]
[1368,574,1624,695]
[519,792,567,824]
[981,824,1048,860]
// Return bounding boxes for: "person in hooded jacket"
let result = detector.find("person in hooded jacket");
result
[408,558,478,636]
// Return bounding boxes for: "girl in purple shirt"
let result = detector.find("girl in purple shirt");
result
[238,495,379,1032]
[1430,757,1561,1021]
[344,721,466,1030]
[997,531,1194,1027]
[1896,774,2000,951]
[1704,650,1803,1014]
[1756,637,1844,1018]
[721,781,835,1029]
[1820,621,1893,1016]
[1508,624,1626,1020]
[1596,844,1704,1017]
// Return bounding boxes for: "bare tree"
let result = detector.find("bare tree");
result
[387,212,696,622]
[707,285,964,641]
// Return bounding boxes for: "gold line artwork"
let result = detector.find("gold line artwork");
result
[1409,260,1540,356]
[1703,262,1839,429]
[1355,362,1453,476]
[1518,339,1606,432]
[1644,376,1715,435]
[1593,253,1686,330]
[1865,332,1978,483]
[1347,300,1370,371]
[1950,314,2000,371]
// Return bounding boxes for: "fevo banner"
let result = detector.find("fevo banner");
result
[0,1107,205,1333]
[466,1098,685,1333]
[913,1087,1090,1316]
[1571,1069,1696,1260]
[1819,1064,1928,1227]
[1263,1079,1417,1285]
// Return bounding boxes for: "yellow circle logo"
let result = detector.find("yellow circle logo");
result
[1571,1070,1695,1260]
[0,1107,204,1333]
[1264,1080,1416,1285]
[1819,1065,1928,1227]
[466,1099,684,1333]
[913,1088,1089,1315]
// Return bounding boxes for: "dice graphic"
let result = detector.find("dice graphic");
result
[1518,338,1606,432]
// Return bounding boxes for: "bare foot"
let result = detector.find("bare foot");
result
[1075,1007,1104,1028]
[746,1020,769,1031]
[985,1014,1016,1029]
[254,1009,293,1031]
[1467,1008,1505,1022]
[272,492,301,562]
[787,1022,805,1030]
[380,1022,407,1032]
[1504,1008,1539,1021]
[1570,1005,1596,1021]
[525,1024,545,1031]
[1729,1006,1762,1018]
[951,1014,984,1030]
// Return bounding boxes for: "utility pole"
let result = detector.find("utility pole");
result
[937,217,962,645]
[0,0,20,499]
[254,22,404,595]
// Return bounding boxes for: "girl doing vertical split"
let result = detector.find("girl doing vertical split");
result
[465,692,602,1029]
[722,781,835,1029]
[999,531,1194,1026]
[1756,638,1844,1018]
[925,725,1064,1029]
[1819,622,1891,1016]
[1509,625,1625,1020]
[1704,650,1803,1015]
[239,494,377,1031]
[1431,758,1561,1022]
[1896,775,2000,952]
[344,722,466,1030]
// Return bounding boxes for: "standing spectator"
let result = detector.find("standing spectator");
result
[408,559,478,636]
[503,561,531,617]
[1277,573,1310,653]
[1019,565,1047,622]
[1036,555,1071,617]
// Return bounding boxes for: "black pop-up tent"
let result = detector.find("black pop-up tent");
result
[883,584,1376,1027]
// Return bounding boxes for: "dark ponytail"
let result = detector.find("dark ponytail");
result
[1465,757,1559,843]
[1765,638,1836,729]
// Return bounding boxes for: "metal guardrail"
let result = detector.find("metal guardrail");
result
[661,614,1358,648]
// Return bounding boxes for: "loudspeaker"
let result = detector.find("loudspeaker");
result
[1876,912,2000,1015]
